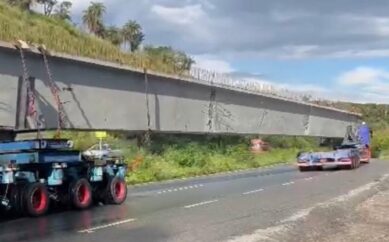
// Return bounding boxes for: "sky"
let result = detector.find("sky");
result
[67,0,389,103]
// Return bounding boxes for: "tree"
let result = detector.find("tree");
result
[103,26,122,46]
[175,50,195,71]
[144,46,195,72]
[121,20,144,52]
[82,2,106,36]
[7,0,34,11]
[53,1,72,21]
[37,0,57,15]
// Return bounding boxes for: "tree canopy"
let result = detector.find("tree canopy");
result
[82,1,106,36]
[53,1,71,21]
[1,0,194,74]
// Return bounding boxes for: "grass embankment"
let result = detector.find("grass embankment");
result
[371,129,389,159]
[0,2,180,74]
[54,132,319,185]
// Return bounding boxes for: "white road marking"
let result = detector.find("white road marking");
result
[78,218,136,233]
[304,177,313,181]
[242,188,264,195]
[282,181,295,186]
[157,184,205,195]
[184,199,219,209]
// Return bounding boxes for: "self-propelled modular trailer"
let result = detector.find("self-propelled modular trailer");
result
[0,139,127,217]
[296,124,371,171]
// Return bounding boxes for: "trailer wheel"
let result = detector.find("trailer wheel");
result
[23,183,50,217]
[69,178,92,209]
[9,183,27,215]
[104,176,127,205]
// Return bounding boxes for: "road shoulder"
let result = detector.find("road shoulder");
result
[228,172,389,242]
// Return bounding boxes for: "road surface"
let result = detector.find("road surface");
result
[1,160,389,242]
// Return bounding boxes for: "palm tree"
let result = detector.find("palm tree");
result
[121,20,145,52]
[82,2,106,36]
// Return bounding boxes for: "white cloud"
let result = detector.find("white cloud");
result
[365,82,389,94]
[63,0,389,59]
[151,4,205,25]
[223,72,333,101]
[229,69,389,104]
[193,55,235,73]
[337,67,389,85]
[333,67,389,103]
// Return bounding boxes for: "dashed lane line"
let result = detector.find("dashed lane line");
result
[157,184,204,195]
[242,188,264,195]
[304,177,313,181]
[282,181,295,186]
[78,218,136,234]
[184,199,219,209]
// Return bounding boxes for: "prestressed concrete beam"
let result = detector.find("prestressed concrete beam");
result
[0,41,361,138]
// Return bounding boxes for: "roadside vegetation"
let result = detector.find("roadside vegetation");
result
[48,101,389,185]
[47,131,319,185]
[0,0,194,74]
[328,102,389,159]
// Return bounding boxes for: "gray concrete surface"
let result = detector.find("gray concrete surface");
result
[0,41,360,137]
[0,74,18,128]
[1,160,389,242]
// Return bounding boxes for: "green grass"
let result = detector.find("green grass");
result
[126,148,298,184]
[371,129,389,159]
[0,2,183,74]
[126,134,316,184]
[31,131,314,185]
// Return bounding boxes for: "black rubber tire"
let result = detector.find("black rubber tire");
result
[104,176,127,205]
[69,178,92,210]
[23,183,50,217]
[10,183,27,215]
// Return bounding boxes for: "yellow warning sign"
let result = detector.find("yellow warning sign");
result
[95,131,107,138]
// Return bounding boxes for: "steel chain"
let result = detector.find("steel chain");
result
[19,47,42,138]
[41,50,66,137]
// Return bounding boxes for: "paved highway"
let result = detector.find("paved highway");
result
[1,161,389,242]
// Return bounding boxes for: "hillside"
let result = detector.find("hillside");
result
[0,1,186,75]
[328,102,389,129]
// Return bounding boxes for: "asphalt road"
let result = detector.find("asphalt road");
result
[2,160,389,242]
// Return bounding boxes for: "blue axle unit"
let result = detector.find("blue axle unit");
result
[0,139,128,217]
